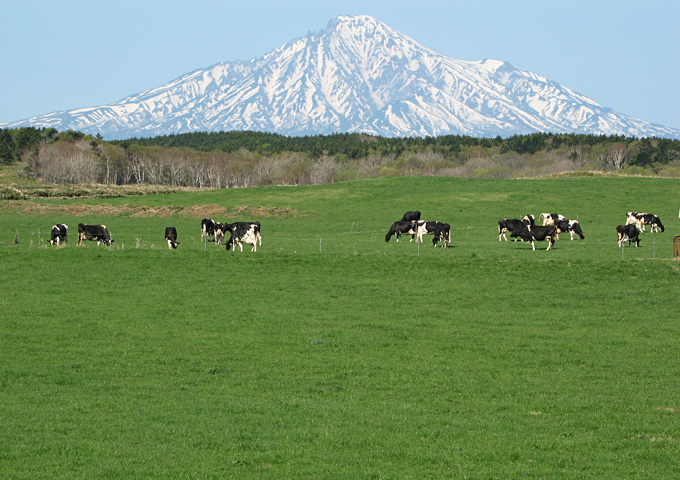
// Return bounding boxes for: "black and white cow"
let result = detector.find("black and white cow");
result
[554,219,586,241]
[626,212,664,233]
[400,211,421,222]
[164,226,179,249]
[214,222,227,246]
[385,220,418,242]
[415,221,451,247]
[510,224,557,251]
[617,224,640,247]
[566,220,585,240]
[431,222,452,248]
[498,218,528,242]
[201,218,216,242]
[540,213,566,226]
[225,222,260,252]
[76,223,113,246]
[522,214,535,226]
[49,223,68,245]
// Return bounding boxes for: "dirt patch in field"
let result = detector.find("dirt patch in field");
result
[0,201,313,219]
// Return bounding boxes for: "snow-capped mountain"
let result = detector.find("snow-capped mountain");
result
[3,15,679,140]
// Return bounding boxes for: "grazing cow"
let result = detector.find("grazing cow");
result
[76,223,113,246]
[214,222,226,245]
[627,212,664,233]
[540,213,566,226]
[201,218,216,242]
[510,224,557,251]
[164,227,179,249]
[498,218,529,242]
[567,219,585,240]
[49,223,68,245]
[400,211,421,222]
[554,219,585,240]
[415,221,451,247]
[385,220,418,243]
[431,222,452,248]
[225,222,260,252]
[617,224,640,247]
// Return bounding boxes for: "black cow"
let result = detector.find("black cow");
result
[201,218,216,242]
[400,211,421,222]
[49,223,68,245]
[76,223,113,246]
[498,218,528,242]
[385,220,418,242]
[225,222,260,252]
[510,224,557,251]
[164,227,179,249]
[617,224,640,247]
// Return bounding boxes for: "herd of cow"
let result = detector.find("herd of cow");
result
[495,211,664,251]
[46,219,262,252]
[45,210,665,253]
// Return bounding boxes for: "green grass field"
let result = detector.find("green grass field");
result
[1,176,678,479]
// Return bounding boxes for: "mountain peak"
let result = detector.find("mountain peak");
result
[1,16,678,139]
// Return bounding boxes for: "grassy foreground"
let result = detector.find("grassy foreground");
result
[0,176,678,479]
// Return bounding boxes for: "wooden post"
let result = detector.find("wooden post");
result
[673,236,679,260]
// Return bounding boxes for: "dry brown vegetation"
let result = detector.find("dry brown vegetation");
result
[0,201,310,219]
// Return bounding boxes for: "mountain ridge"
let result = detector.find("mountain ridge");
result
[2,15,679,140]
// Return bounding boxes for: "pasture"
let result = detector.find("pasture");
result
[1,176,678,479]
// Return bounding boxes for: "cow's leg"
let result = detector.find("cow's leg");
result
[531,240,536,251]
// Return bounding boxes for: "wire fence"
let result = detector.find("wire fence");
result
[1,226,679,261]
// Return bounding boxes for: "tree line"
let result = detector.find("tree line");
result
[2,127,680,188]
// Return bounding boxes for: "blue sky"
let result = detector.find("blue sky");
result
[2,0,679,130]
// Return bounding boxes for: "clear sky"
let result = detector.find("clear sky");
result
[2,0,679,129]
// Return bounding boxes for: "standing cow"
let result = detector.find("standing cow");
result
[164,227,179,249]
[76,224,113,247]
[400,211,421,222]
[49,224,68,245]
[510,224,557,251]
[201,218,216,242]
[617,224,640,247]
[225,222,261,252]
[385,220,418,242]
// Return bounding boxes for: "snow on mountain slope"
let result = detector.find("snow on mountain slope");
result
[2,15,679,140]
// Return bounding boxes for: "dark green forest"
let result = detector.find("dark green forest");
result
[2,127,680,190]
